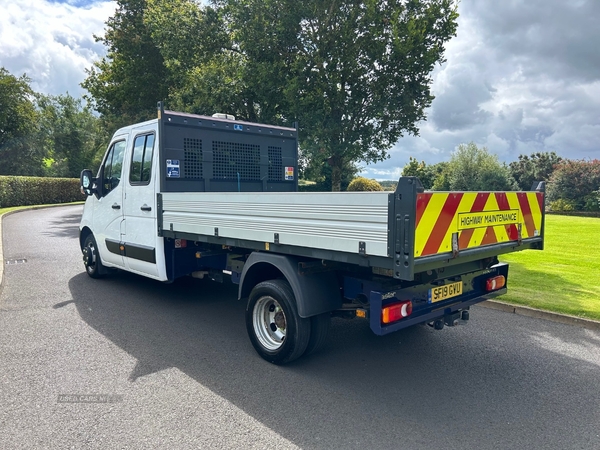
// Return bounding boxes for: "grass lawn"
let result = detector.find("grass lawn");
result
[0,205,41,215]
[500,214,600,321]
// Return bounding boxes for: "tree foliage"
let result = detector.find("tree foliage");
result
[1,67,106,177]
[85,0,459,190]
[0,68,42,176]
[82,0,169,129]
[37,94,107,177]
[547,159,600,211]
[296,0,458,191]
[433,142,517,191]
[401,157,437,189]
[218,0,459,190]
[299,147,359,191]
[143,0,233,116]
[509,152,562,191]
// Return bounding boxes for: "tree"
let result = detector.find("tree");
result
[37,94,108,177]
[300,154,359,191]
[0,68,43,176]
[87,0,459,191]
[143,0,293,123]
[433,142,517,191]
[547,159,600,211]
[81,0,169,130]
[509,152,562,191]
[144,0,256,118]
[221,0,459,190]
[402,157,436,189]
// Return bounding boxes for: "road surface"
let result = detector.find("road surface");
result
[1,205,599,449]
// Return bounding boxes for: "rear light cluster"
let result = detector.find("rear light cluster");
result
[381,301,413,324]
[380,274,505,325]
[485,275,506,292]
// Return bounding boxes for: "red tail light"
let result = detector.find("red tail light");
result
[486,275,506,292]
[381,301,413,324]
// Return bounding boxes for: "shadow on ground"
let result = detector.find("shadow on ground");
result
[44,212,81,240]
[66,270,600,449]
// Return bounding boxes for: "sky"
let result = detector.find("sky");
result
[1,0,599,180]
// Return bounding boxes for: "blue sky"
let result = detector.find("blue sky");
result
[1,0,599,180]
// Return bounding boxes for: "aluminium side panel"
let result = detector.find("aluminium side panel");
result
[161,191,390,257]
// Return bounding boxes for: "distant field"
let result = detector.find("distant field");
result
[500,214,600,321]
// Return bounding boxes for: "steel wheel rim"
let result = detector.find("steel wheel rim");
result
[253,296,286,351]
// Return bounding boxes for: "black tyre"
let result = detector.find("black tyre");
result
[304,313,331,356]
[246,279,311,364]
[82,234,104,279]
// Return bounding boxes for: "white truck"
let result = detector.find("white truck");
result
[79,103,545,364]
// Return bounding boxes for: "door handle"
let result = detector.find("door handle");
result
[140,205,152,212]
[112,203,121,210]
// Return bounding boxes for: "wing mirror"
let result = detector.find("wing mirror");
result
[80,169,95,196]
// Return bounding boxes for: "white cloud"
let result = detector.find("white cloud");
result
[365,0,600,179]
[0,0,115,96]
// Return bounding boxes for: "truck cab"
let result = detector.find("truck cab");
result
[80,119,165,280]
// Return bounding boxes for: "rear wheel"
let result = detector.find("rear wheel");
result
[82,234,104,279]
[246,279,310,364]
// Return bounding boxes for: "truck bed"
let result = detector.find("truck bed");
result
[158,178,545,280]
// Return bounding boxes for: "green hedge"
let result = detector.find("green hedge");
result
[298,183,325,192]
[347,177,384,191]
[0,176,82,208]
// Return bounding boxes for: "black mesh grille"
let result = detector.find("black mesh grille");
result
[213,141,260,180]
[183,138,203,179]
[268,146,283,181]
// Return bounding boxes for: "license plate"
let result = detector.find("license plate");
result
[428,281,463,303]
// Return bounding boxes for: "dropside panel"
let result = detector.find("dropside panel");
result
[161,191,390,257]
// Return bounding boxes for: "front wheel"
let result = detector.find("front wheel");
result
[246,279,311,364]
[82,234,104,279]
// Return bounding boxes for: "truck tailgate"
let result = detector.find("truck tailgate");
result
[414,191,544,258]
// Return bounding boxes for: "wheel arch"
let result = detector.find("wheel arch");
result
[79,226,93,250]
[239,252,342,318]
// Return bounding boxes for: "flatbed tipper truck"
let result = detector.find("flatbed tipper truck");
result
[79,103,545,364]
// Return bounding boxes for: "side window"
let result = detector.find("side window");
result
[130,134,155,184]
[102,140,126,196]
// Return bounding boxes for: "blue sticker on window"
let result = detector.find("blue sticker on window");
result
[166,159,180,178]
[234,124,243,131]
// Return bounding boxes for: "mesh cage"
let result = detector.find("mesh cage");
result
[268,146,283,181]
[213,141,260,180]
[183,138,203,179]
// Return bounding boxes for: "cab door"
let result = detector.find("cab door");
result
[92,138,127,268]
[122,129,162,278]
